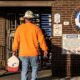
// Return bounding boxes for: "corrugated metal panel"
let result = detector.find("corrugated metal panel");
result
[0,18,5,46]
[0,16,6,69]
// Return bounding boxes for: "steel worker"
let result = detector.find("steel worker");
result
[12,10,48,80]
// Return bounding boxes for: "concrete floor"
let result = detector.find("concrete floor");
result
[1,69,80,80]
[0,69,52,80]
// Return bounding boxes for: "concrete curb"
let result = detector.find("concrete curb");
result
[0,70,20,77]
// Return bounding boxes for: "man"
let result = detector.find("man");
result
[12,10,48,80]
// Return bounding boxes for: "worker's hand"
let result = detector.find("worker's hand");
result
[12,51,16,56]
[75,47,80,53]
[69,49,75,53]
[69,48,80,54]
[43,51,48,58]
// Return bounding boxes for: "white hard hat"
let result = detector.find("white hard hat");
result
[23,10,34,18]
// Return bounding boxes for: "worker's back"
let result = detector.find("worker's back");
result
[12,10,48,80]
[12,22,48,56]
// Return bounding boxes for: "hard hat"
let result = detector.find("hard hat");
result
[23,10,34,18]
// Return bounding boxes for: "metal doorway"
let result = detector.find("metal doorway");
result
[5,7,52,60]
[6,13,23,59]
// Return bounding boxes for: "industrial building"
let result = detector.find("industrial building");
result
[0,0,80,78]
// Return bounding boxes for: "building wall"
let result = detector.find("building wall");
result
[0,13,6,69]
[0,1,52,6]
[52,0,80,51]
[0,0,80,75]
[52,0,80,77]
[0,18,5,46]
[52,0,77,57]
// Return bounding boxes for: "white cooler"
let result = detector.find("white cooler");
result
[7,55,19,72]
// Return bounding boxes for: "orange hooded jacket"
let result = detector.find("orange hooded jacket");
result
[12,22,48,56]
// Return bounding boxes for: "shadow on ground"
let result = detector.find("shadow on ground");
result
[38,76,52,80]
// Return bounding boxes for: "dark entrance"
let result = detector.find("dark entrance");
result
[0,7,52,69]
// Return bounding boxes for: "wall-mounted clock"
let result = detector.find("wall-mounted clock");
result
[75,11,80,29]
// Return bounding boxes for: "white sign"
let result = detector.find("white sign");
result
[63,21,69,25]
[54,13,60,23]
[53,24,62,36]
[62,34,80,54]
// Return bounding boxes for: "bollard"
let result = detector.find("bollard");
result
[66,50,71,80]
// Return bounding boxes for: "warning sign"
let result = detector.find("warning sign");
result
[62,34,80,54]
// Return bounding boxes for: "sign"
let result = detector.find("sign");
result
[54,13,60,24]
[62,34,80,54]
[75,11,80,29]
[53,24,62,36]
[63,21,69,25]
[41,14,52,37]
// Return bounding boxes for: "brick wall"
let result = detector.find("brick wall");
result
[0,14,6,69]
[52,0,80,48]
[52,0,80,77]
[0,16,5,58]
[0,0,80,74]
[0,16,5,46]
[51,0,80,56]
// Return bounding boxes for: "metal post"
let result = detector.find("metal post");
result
[66,50,71,80]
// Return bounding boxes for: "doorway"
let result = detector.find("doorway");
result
[5,7,52,61]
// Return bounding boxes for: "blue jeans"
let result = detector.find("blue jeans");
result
[19,56,38,80]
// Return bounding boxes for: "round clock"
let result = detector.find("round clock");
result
[75,11,80,29]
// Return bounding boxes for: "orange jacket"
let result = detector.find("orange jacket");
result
[12,22,48,56]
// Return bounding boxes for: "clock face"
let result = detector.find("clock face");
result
[75,12,80,29]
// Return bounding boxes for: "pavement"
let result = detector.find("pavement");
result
[1,69,80,80]
[0,69,52,80]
